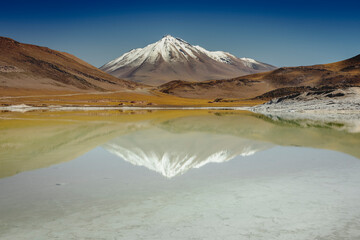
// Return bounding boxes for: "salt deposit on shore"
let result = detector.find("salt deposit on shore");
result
[252,87,360,114]
[250,87,360,132]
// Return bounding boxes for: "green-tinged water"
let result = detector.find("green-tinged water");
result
[0,110,360,239]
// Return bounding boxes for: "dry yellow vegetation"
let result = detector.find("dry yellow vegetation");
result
[0,87,265,107]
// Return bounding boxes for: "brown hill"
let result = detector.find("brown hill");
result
[158,54,360,99]
[0,36,143,92]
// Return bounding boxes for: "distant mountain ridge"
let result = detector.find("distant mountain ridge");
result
[157,54,360,99]
[100,35,276,85]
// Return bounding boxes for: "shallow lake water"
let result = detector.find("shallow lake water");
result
[0,110,360,239]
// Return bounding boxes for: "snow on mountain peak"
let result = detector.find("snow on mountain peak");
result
[162,34,177,41]
[161,35,187,43]
[193,45,234,64]
[100,35,277,85]
[103,35,241,69]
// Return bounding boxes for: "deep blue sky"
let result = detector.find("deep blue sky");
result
[1,0,360,67]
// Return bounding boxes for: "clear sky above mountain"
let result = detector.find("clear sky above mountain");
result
[1,0,359,67]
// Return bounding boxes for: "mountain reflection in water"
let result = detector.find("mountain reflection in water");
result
[1,110,360,239]
[104,128,272,178]
[0,109,359,179]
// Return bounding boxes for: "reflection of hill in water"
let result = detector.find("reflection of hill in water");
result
[0,110,359,179]
[104,128,271,178]
[0,117,149,179]
[155,112,360,160]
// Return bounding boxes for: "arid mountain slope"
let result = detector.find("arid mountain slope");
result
[158,54,360,99]
[0,37,142,92]
[100,35,276,86]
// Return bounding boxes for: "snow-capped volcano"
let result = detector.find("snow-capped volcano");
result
[100,35,276,85]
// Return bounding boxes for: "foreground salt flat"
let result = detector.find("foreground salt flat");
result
[1,146,360,240]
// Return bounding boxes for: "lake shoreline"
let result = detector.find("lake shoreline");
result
[0,104,253,112]
[1,101,360,116]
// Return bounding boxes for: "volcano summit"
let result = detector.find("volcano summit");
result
[100,35,276,85]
